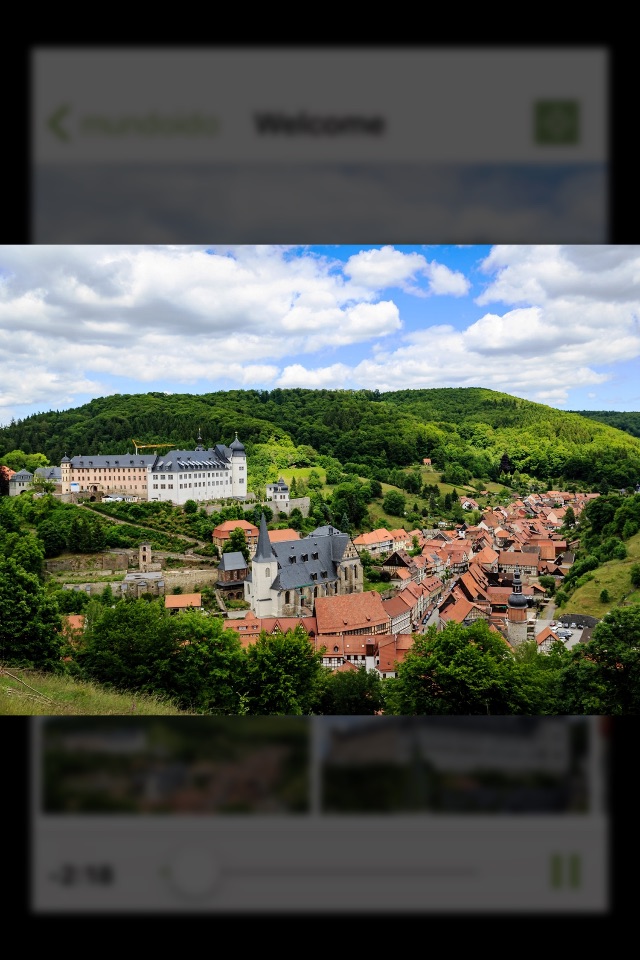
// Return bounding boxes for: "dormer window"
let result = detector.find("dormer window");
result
[312,552,319,560]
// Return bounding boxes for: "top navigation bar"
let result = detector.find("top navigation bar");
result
[32,48,607,164]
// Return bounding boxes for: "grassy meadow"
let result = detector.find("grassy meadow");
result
[0,668,191,716]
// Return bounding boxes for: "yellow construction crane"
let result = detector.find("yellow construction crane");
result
[131,440,175,455]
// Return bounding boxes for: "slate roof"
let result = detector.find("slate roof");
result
[69,454,156,469]
[35,466,62,480]
[152,447,232,473]
[253,516,355,590]
[218,551,248,572]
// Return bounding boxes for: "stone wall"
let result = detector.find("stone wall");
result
[62,566,219,598]
[275,496,310,518]
[46,553,130,573]
[163,569,219,592]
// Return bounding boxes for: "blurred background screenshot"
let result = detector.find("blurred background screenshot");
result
[31,716,609,913]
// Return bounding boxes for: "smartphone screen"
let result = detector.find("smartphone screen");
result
[23,44,611,919]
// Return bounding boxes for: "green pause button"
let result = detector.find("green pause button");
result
[551,854,581,888]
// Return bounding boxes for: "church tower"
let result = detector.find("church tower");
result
[507,565,529,647]
[247,512,277,616]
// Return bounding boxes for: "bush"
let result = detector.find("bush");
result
[383,491,406,517]
[183,500,198,514]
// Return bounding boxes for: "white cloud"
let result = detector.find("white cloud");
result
[344,245,469,297]
[276,363,353,389]
[423,261,469,296]
[345,246,427,288]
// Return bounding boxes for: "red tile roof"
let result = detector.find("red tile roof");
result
[165,593,202,609]
[314,592,391,634]
[267,528,301,542]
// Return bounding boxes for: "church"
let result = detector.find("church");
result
[244,514,363,617]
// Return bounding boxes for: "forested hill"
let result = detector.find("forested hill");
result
[2,387,640,488]
[569,410,640,440]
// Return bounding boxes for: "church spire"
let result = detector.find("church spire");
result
[254,512,274,562]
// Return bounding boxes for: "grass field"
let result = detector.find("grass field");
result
[0,668,190,715]
[564,530,640,618]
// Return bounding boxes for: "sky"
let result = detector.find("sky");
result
[1,243,639,426]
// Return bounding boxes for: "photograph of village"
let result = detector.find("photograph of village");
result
[2,244,640,717]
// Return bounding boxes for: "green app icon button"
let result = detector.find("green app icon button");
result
[534,100,580,144]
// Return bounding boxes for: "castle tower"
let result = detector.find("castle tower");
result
[60,454,71,494]
[247,513,276,616]
[507,565,529,647]
[229,431,247,499]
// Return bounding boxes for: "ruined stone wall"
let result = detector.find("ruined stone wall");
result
[46,553,130,574]
[163,569,219,592]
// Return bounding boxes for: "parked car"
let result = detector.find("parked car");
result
[570,622,577,629]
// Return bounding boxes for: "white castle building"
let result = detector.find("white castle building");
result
[60,432,247,505]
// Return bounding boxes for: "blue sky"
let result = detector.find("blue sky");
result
[1,244,639,425]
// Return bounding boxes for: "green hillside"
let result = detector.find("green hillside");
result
[2,387,640,489]
[0,667,191,715]
[564,530,640,618]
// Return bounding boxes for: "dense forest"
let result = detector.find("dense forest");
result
[2,387,640,489]
[570,410,640,439]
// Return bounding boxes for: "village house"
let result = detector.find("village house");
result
[314,590,390,640]
[497,551,539,577]
[216,551,250,599]
[213,518,260,556]
[352,528,394,556]
[164,593,203,613]
[381,594,413,635]
[376,633,415,678]
[536,625,563,654]
[265,477,290,511]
